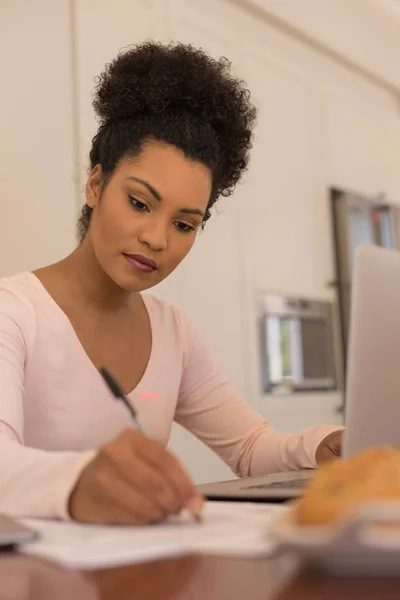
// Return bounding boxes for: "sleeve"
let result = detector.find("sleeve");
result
[0,287,95,520]
[175,313,341,477]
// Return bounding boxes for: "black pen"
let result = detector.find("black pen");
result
[99,366,203,524]
[99,367,144,433]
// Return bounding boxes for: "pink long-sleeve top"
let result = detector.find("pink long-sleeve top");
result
[0,272,338,519]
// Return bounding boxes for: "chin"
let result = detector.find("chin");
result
[112,270,161,293]
[101,256,171,293]
[119,277,156,293]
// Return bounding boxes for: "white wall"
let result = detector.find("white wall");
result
[73,0,400,482]
[214,0,400,426]
[2,0,400,483]
[246,0,400,89]
[0,0,77,276]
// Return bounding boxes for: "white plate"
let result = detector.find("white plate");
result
[271,502,400,577]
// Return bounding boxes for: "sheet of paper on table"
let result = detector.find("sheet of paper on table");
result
[20,502,286,569]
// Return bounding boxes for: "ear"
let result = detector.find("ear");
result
[86,164,103,208]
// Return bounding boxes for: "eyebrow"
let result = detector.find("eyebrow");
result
[124,176,205,218]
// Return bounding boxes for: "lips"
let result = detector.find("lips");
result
[123,253,158,273]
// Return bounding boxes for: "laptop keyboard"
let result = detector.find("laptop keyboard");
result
[245,477,309,490]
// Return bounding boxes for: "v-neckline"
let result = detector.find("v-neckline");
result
[26,272,155,397]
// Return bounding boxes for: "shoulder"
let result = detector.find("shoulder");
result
[142,293,189,334]
[0,273,37,335]
[0,273,36,313]
[142,293,208,362]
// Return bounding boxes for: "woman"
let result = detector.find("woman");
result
[0,42,342,524]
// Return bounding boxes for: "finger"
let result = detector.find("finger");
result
[134,434,197,505]
[91,461,167,524]
[74,495,146,526]
[102,446,183,516]
[127,460,184,515]
[101,430,183,514]
[104,429,200,512]
[324,452,340,463]
[317,446,339,466]
[326,440,342,457]
[332,443,342,456]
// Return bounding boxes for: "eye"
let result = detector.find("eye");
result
[128,195,149,212]
[174,221,196,233]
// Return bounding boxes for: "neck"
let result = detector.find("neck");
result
[56,237,137,313]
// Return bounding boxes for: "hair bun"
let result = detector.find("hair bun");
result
[79,41,256,241]
[93,41,240,125]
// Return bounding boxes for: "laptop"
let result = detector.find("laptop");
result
[197,245,400,502]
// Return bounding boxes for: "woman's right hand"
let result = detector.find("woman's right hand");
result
[68,428,204,525]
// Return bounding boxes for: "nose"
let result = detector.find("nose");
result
[137,217,168,252]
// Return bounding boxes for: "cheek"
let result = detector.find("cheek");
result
[167,232,197,267]
[95,196,135,243]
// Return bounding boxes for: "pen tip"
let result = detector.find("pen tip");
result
[192,511,203,524]
[186,495,204,524]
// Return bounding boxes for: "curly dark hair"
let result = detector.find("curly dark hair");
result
[78,41,257,240]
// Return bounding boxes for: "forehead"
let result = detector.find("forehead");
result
[115,142,212,206]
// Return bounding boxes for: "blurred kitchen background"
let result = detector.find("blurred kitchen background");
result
[2,0,400,483]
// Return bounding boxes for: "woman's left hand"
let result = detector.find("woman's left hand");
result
[315,430,343,466]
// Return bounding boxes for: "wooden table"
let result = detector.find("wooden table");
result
[2,552,400,600]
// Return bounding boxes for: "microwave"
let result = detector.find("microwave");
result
[257,292,337,394]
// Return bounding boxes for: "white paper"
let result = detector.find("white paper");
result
[20,502,285,569]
